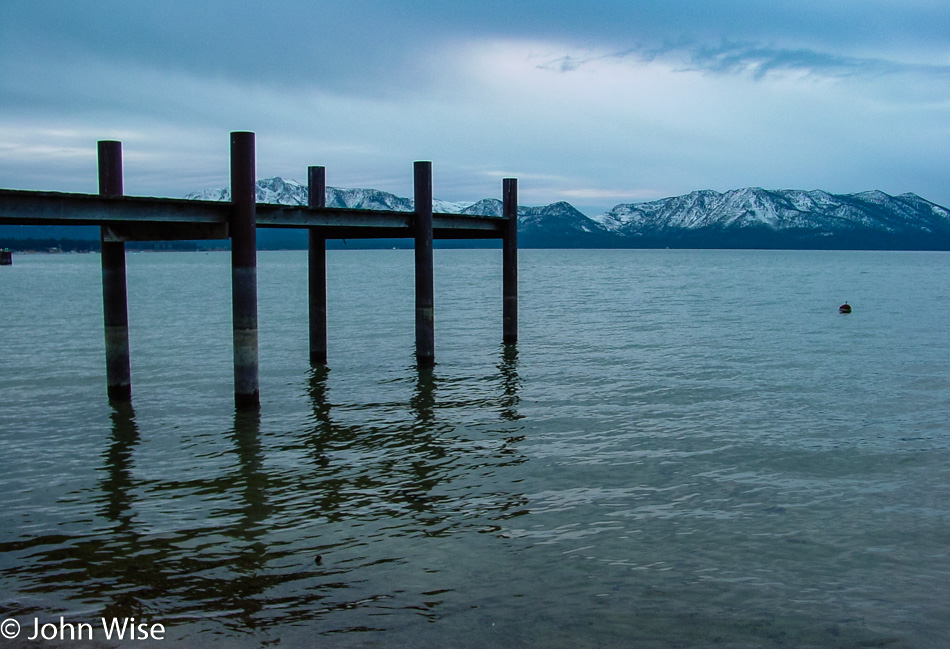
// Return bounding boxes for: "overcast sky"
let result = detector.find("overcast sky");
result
[2,0,949,215]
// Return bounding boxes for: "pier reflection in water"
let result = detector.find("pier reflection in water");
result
[0,344,528,645]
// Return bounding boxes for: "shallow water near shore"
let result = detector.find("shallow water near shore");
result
[1,248,949,648]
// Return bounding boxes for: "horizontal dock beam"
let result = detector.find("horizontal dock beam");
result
[0,190,225,225]
[0,190,506,240]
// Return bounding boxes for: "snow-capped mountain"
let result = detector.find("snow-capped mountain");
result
[591,187,950,248]
[594,187,950,235]
[182,179,950,250]
[185,177,476,214]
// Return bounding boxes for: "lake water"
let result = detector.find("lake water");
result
[1,248,948,648]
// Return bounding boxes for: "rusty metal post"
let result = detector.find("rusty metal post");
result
[414,161,435,367]
[98,140,132,401]
[503,178,518,344]
[230,132,260,410]
[308,166,328,365]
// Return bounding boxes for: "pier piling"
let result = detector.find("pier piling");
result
[98,140,132,402]
[503,178,518,344]
[413,161,435,368]
[230,132,260,410]
[1,133,519,404]
[308,166,328,365]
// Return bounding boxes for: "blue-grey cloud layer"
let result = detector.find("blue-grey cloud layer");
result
[2,0,949,212]
[6,0,947,86]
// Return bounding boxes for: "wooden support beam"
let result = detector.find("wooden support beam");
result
[254,204,411,229]
[414,161,435,367]
[254,204,504,235]
[308,166,328,365]
[98,140,132,402]
[0,189,229,225]
[101,222,228,242]
[230,132,260,410]
[503,178,518,344]
[0,189,506,238]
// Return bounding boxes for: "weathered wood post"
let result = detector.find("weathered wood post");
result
[503,178,518,344]
[230,131,260,410]
[414,161,435,368]
[98,140,132,401]
[308,166,328,365]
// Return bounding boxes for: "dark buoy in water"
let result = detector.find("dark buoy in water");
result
[839,302,852,314]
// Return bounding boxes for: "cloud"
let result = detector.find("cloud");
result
[538,39,950,83]
[678,40,950,81]
[2,0,950,213]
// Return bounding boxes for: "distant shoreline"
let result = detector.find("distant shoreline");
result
[4,239,950,253]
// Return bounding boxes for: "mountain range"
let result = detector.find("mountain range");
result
[592,187,950,249]
[186,177,950,250]
[3,178,950,250]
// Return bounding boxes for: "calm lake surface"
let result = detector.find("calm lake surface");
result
[1,248,948,648]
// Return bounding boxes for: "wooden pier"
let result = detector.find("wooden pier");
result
[0,132,519,410]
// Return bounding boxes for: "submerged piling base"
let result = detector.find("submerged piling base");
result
[503,178,518,344]
[414,161,435,368]
[230,132,260,410]
[308,166,328,366]
[98,140,132,402]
